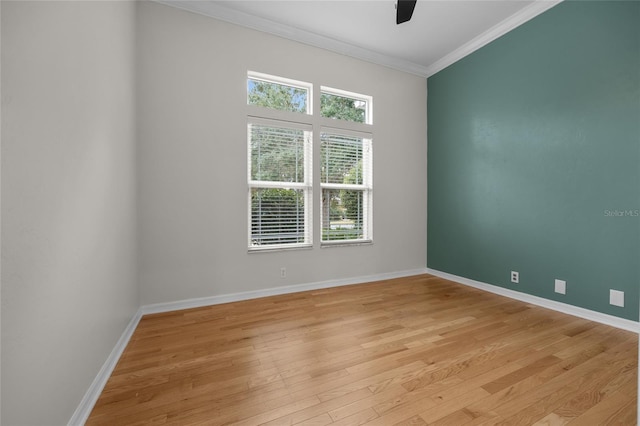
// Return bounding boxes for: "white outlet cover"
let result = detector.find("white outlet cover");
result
[510,271,519,283]
[554,279,566,295]
[609,289,624,307]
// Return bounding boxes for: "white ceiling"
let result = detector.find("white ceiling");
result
[157,0,561,77]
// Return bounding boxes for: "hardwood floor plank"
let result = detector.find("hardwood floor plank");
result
[220,395,321,426]
[260,387,372,426]
[532,412,569,426]
[392,414,427,426]
[427,408,475,426]
[293,412,333,426]
[565,384,637,425]
[327,383,409,421]
[330,407,379,426]
[419,387,492,423]
[481,355,562,394]
[373,376,461,416]
[473,341,636,424]
[86,274,637,425]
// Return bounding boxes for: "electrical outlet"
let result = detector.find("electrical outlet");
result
[609,289,624,307]
[554,279,566,295]
[280,267,286,278]
[510,271,519,284]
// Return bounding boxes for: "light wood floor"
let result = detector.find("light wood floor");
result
[87,274,638,425]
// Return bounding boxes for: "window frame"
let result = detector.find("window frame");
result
[320,86,373,125]
[246,71,373,251]
[319,127,373,246]
[248,71,313,116]
[247,117,313,251]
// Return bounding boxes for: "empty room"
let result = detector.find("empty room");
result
[1,0,638,425]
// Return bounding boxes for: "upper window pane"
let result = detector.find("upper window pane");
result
[248,73,310,114]
[250,124,308,183]
[320,89,371,124]
[321,133,364,185]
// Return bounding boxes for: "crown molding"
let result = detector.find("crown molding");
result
[154,0,430,76]
[154,0,562,78]
[423,0,563,77]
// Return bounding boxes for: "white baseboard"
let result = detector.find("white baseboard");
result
[427,268,639,333]
[70,266,637,425]
[141,268,430,315]
[68,308,143,426]
[68,268,427,424]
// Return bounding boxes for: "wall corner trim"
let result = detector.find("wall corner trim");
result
[68,309,144,426]
[426,268,639,333]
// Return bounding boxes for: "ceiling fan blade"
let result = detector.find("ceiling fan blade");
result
[396,0,417,24]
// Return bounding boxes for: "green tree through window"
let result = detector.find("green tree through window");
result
[248,79,307,113]
[247,72,371,249]
[321,92,366,123]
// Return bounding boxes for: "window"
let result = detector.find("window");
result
[319,87,373,244]
[320,87,371,124]
[248,120,312,249]
[320,131,372,243]
[247,72,372,250]
[248,72,311,114]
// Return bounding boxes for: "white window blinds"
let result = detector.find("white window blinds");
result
[248,119,312,249]
[320,131,372,243]
[247,71,373,250]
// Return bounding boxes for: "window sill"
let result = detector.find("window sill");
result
[248,244,313,254]
[321,240,373,248]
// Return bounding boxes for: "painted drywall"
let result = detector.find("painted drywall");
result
[427,0,639,321]
[1,1,138,424]
[136,1,428,305]
[0,3,3,422]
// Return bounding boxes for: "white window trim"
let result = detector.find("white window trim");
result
[319,130,373,246]
[248,71,314,115]
[246,72,374,251]
[320,86,373,125]
[247,118,313,251]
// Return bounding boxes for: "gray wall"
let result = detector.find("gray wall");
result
[136,2,428,305]
[1,2,138,424]
[427,0,639,321]
[0,1,427,423]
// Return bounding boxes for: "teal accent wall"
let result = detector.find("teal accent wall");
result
[427,0,639,321]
